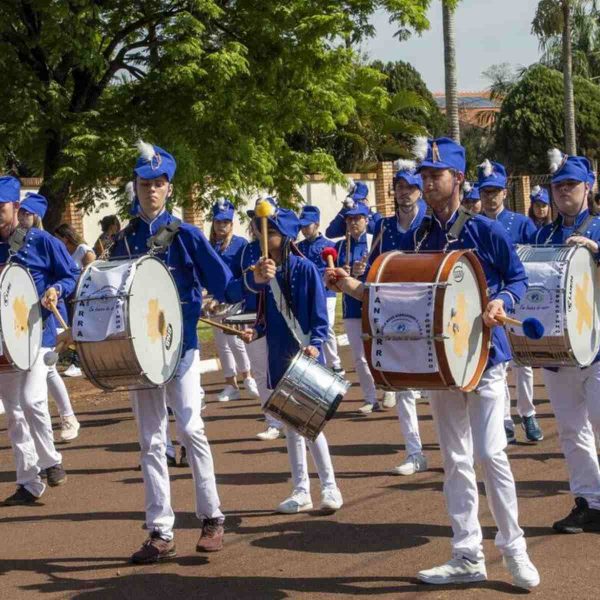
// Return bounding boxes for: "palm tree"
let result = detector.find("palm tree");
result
[442,0,460,142]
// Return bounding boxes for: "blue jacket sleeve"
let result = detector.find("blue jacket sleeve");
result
[325,210,346,239]
[305,263,329,350]
[522,218,538,244]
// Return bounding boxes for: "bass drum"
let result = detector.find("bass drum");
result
[0,263,43,371]
[74,256,183,390]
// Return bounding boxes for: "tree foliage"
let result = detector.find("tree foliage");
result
[0,1,432,229]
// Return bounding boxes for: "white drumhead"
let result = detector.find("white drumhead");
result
[564,246,600,365]
[439,255,484,387]
[0,263,42,370]
[128,257,183,385]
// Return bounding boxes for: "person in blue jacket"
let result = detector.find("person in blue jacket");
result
[207,199,259,403]
[325,179,382,238]
[0,183,79,506]
[298,205,343,375]
[527,186,552,230]
[240,206,343,515]
[325,137,540,590]
[477,159,543,445]
[533,150,600,536]
[461,181,482,214]
[111,141,234,563]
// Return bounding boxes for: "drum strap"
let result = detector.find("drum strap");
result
[147,219,182,254]
[268,276,310,347]
[445,206,475,247]
[544,214,595,245]
[8,227,28,257]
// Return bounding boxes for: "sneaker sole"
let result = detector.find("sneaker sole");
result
[47,475,67,488]
[418,573,487,585]
[131,549,177,564]
[276,502,313,514]
[3,498,41,506]
[320,503,342,515]
[196,542,224,553]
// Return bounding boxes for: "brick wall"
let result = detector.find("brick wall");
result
[59,201,85,237]
[374,161,395,217]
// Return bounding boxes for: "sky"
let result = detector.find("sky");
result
[363,0,542,93]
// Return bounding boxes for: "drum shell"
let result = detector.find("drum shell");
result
[361,250,490,392]
[264,352,350,441]
[222,312,257,334]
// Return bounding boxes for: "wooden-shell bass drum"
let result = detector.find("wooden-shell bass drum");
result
[361,250,490,392]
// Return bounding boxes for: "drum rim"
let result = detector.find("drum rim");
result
[0,262,42,371]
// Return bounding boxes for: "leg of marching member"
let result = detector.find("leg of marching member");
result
[515,365,543,443]
[227,334,259,398]
[47,364,80,442]
[213,327,241,402]
[1,371,46,502]
[307,432,343,512]
[278,428,313,513]
[343,318,378,413]
[503,375,516,444]
[391,390,428,476]
[323,296,342,371]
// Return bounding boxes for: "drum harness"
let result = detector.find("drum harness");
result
[542,215,594,245]
[7,227,28,260]
[414,206,476,254]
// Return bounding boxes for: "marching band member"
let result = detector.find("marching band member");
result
[534,150,600,534]
[241,207,343,514]
[297,206,344,376]
[478,160,543,444]
[0,184,78,505]
[528,186,552,230]
[325,138,540,590]
[208,199,259,402]
[112,142,230,562]
[461,181,481,213]
[367,160,428,476]
[325,179,381,239]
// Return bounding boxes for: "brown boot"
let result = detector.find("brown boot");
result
[131,532,176,564]
[196,518,224,552]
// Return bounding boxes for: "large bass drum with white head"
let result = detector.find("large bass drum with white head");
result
[507,245,600,367]
[73,256,183,390]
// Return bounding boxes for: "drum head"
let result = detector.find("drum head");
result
[128,257,183,385]
[439,254,485,388]
[0,263,42,370]
[565,246,600,366]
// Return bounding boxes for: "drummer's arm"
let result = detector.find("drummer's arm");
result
[324,267,365,300]
[566,235,600,259]
[43,237,80,305]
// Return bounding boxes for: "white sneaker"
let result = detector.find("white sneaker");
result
[382,392,397,408]
[503,553,540,589]
[358,402,378,415]
[60,415,80,442]
[218,385,241,402]
[391,452,428,476]
[0,399,4,415]
[244,377,260,399]
[64,364,82,377]
[418,557,487,585]
[256,426,284,441]
[320,488,343,513]
[277,491,313,514]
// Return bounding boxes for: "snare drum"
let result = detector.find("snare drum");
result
[362,250,490,392]
[222,312,257,334]
[264,352,350,441]
[74,256,183,390]
[507,245,600,367]
[0,263,43,371]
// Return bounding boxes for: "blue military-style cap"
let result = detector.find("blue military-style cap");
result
[212,199,235,221]
[0,176,20,203]
[299,205,320,226]
[414,136,466,174]
[134,140,177,181]
[478,160,508,190]
[20,192,48,219]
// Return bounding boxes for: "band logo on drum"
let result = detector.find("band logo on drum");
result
[452,265,464,283]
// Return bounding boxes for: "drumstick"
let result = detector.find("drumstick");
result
[345,231,351,267]
[321,246,338,268]
[47,300,69,331]
[495,314,545,340]
[255,200,275,259]
[198,317,247,338]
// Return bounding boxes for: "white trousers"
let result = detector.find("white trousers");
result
[131,349,222,539]
[2,347,63,497]
[429,363,526,561]
[543,363,600,510]
[286,429,337,495]
[396,390,422,456]
[47,365,75,418]
[213,327,250,378]
[246,336,282,430]
[504,363,535,427]
[344,318,377,405]
[323,296,342,370]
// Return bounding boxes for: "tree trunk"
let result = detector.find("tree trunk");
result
[562,0,577,154]
[442,1,460,143]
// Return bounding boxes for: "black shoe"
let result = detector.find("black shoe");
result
[505,426,517,445]
[553,497,600,533]
[521,415,543,442]
[166,453,177,468]
[46,464,67,487]
[332,367,346,377]
[3,485,40,506]
[179,446,188,468]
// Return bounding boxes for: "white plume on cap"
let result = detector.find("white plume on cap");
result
[125,181,135,202]
[479,159,493,177]
[346,177,356,193]
[548,148,564,173]
[412,136,429,162]
[217,198,227,209]
[343,197,355,208]
[531,185,542,196]
[136,139,155,162]
[393,159,416,173]
[463,181,473,193]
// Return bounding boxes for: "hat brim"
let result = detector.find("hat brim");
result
[531,197,550,205]
[478,182,506,190]
[552,173,589,184]
[299,218,318,227]
[213,214,234,222]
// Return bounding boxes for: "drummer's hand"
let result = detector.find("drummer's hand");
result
[254,257,276,284]
[342,264,351,275]
[483,299,506,327]
[302,345,320,359]
[324,267,349,293]
[204,299,219,315]
[352,255,368,277]
[42,287,59,309]
[240,328,257,344]
[567,235,599,254]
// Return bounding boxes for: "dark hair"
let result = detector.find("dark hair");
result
[55,223,84,246]
[99,214,120,233]
[528,203,552,226]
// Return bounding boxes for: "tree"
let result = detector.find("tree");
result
[0,1,432,230]
[494,64,600,173]
[442,0,460,142]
